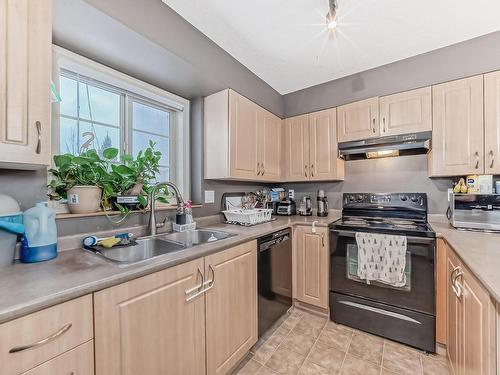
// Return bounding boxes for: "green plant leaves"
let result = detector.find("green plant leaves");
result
[103,147,119,160]
[48,142,165,213]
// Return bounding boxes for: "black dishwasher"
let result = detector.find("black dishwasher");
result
[257,228,292,337]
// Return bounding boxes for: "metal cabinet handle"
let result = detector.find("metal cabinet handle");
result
[35,121,42,154]
[372,118,376,133]
[311,164,314,177]
[474,152,480,169]
[489,150,494,169]
[450,267,459,284]
[452,270,464,298]
[382,117,386,133]
[257,162,261,176]
[304,165,308,178]
[262,163,265,176]
[321,233,325,247]
[185,267,204,296]
[205,264,215,288]
[9,323,72,353]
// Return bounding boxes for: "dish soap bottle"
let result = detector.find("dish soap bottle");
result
[21,202,58,263]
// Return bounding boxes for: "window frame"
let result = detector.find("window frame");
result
[52,45,190,201]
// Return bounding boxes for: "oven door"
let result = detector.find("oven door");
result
[330,229,435,315]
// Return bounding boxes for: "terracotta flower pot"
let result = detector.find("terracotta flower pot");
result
[67,186,102,214]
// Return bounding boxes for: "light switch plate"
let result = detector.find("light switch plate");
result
[204,190,215,204]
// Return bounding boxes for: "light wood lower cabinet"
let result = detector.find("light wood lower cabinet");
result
[294,226,329,310]
[94,241,257,375]
[446,244,496,375]
[0,295,93,375]
[94,257,206,375]
[21,341,94,375]
[205,241,257,375]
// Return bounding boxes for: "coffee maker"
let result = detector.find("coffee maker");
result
[317,190,328,217]
[277,189,296,216]
[299,196,312,216]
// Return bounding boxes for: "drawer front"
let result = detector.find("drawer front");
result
[21,340,94,375]
[0,295,93,375]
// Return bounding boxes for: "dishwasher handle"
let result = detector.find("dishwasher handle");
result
[258,233,290,252]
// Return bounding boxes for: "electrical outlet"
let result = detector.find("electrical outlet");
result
[204,190,215,204]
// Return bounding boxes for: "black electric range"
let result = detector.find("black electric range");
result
[329,193,436,352]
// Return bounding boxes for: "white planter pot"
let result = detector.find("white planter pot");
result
[67,186,102,214]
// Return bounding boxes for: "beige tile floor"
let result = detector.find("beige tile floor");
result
[234,308,449,375]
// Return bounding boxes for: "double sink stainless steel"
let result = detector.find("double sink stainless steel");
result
[85,229,232,266]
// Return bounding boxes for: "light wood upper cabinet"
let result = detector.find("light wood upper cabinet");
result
[229,90,259,179]
[204,89,282,181]
[94,258,206,375]
[309,108,344,181]
[337,97,379,142]
[205,241,257,375]
[447,245,496,375]
[0,0,52,168]
[258,109,282,181]
[484,70,500,174]
[284,114,309,181]
[294,226,329,310]
[429,76,484,177]
[284,111,343,182]
[379,87,432,136]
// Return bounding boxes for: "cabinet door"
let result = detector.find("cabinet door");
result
[337,97,379,142]
[436,239,447,345]
[295,226,329,309]
[259,109,282,181]
[447,247,462,375]
[309,108,344,181]
[205,241,257,375]
[229,91,259,179]
[0,0,51,167]
[484,70,500,174]
[430,76,484,177]
[284,114,310,181]
[379,87,432,136]
[21,341,94,375]
[94,258,206,375]
[461,267,496,375]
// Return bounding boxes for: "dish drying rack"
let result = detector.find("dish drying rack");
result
[222,208,274,226]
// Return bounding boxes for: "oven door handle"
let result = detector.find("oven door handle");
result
[331,229,436,244]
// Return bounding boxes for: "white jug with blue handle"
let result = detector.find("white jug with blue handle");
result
[21,202,58,263]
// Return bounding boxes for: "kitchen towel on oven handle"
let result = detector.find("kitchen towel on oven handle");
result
[355,232,407,287]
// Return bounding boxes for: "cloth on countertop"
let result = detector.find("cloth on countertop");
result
[355,232,407,287]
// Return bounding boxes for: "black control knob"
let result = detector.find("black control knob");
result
[349,195,355,202]
[400,195,408,201]
[357,194,364,201]
[410,196,418,203]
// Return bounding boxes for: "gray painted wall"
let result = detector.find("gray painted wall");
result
[283,155,453,215]
[284,31,500,117]
[53,0,283,117]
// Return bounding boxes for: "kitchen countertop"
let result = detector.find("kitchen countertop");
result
[0,214,339,324]
[429,219,500,303]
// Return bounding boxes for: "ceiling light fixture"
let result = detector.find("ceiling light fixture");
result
[326,0,338,30]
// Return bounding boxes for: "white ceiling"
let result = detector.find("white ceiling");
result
[163,0,500,94]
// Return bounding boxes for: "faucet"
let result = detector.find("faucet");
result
[149,181,185,236]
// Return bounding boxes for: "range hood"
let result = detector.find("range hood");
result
[338,131,431,160]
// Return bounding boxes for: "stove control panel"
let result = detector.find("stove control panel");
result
[343,193,427,209]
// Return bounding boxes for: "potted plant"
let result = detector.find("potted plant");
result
[102,141,166,212]
[48,149,114,214]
